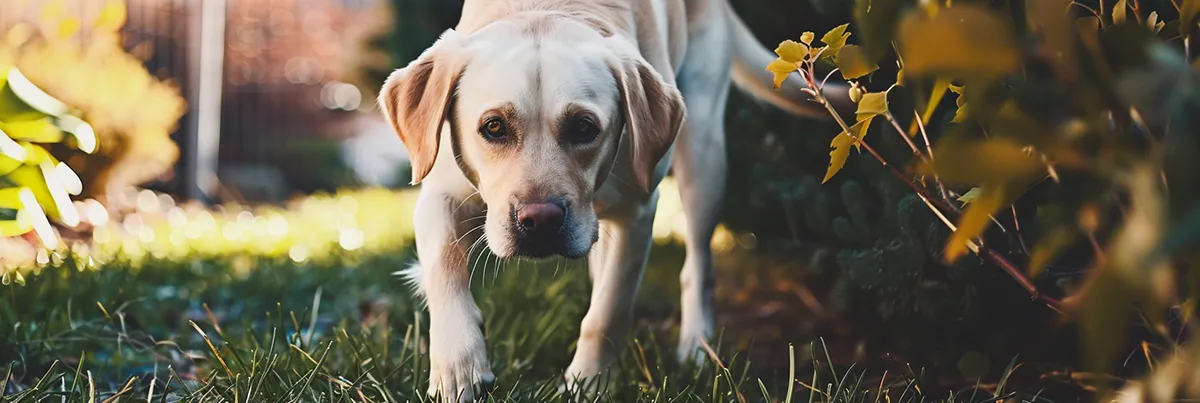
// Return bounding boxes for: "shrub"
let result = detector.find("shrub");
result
[1,0,186,205]
[769,0,1200,397]
[0,65,97,282]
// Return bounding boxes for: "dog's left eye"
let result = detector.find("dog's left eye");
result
[479,117,507,141]
[564,116,600,145]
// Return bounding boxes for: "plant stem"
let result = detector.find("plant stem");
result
[797,65,1064,313]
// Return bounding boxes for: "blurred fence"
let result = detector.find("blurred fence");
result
[133,0,384,200]
[2,0,387,201]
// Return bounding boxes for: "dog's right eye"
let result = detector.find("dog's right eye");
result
[479,118,507,141]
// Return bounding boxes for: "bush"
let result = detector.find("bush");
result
[0,65,97,282]
[765,0,1200,398]
[1,0,186,205]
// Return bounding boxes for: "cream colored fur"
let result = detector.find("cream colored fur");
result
[379,1,846,401]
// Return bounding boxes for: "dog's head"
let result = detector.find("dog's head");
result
[379,16,684,259]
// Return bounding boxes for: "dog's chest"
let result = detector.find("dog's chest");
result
[591,142,674,219]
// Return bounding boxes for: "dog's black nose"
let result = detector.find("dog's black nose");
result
[515,202,564,235]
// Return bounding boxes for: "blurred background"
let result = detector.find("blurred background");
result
[3,0,1189,401]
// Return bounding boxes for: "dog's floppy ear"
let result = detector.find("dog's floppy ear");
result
[378,29,469,185]
[610,52,686,192]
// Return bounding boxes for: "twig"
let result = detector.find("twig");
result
[913,110,952,204]
[794,62,1064,313]
[884,112,927,164]
[1012,206,1031,256]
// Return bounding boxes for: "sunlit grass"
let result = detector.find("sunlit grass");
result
[0,180,1054,402]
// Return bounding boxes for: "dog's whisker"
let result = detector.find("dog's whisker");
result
[452,192,481,215]
[601,226,617,244]
[466,234,488,288]
[451,223,486,249]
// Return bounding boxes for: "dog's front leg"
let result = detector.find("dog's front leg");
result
[406,188,494,403]
[564,191,659,395]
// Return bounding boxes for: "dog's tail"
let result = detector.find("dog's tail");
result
[724,1,853,120]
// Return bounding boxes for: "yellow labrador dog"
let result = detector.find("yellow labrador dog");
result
[378,0,847,400]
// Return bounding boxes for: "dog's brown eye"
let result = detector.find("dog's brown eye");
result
[480,118,507,141]
[566,116,600,145]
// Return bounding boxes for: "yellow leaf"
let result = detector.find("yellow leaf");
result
[856,91,889,121]
[767,58,799,89]
[821,23,852,57]
[823,116,874,184]
[923,78,951,127]
[944,183,1008,263]
[897,6,1019,79]
[4,23,35,48]
[921,137,1043,185]
[39,0,66,29]
[1180,0,1199,38]
[56,18,80,41]
[951,103,970,122]
[0,187,56,248]
[7,163,78,227]
[837,45,879,80]
[949,84,969,122]
[1112,0,1128,24]
[0,119,64,143]
[95,0,128,32]
[908,77,952,136]
[775,40,807,63]
[800,32,815,46]
[1027,227,1077,278]
[949,84,965,96]
[956,187,981,203]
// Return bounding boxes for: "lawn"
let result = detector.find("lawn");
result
[0,186,1057,402]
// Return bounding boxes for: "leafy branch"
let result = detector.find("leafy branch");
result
[768,20,1063,312]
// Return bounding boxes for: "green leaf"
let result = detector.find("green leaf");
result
[823,116,875,184]
[837,45,879,80]
[897,6,1019,79]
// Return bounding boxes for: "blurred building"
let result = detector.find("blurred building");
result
[123,0,404,201]
[2,0,406,202]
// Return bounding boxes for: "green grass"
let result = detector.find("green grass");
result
[0,245,1053,403]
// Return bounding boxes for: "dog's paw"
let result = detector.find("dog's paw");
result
[559,371,604,402]
[427,320,494,402]
[676,318,713,364]
[427,350,495,403]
